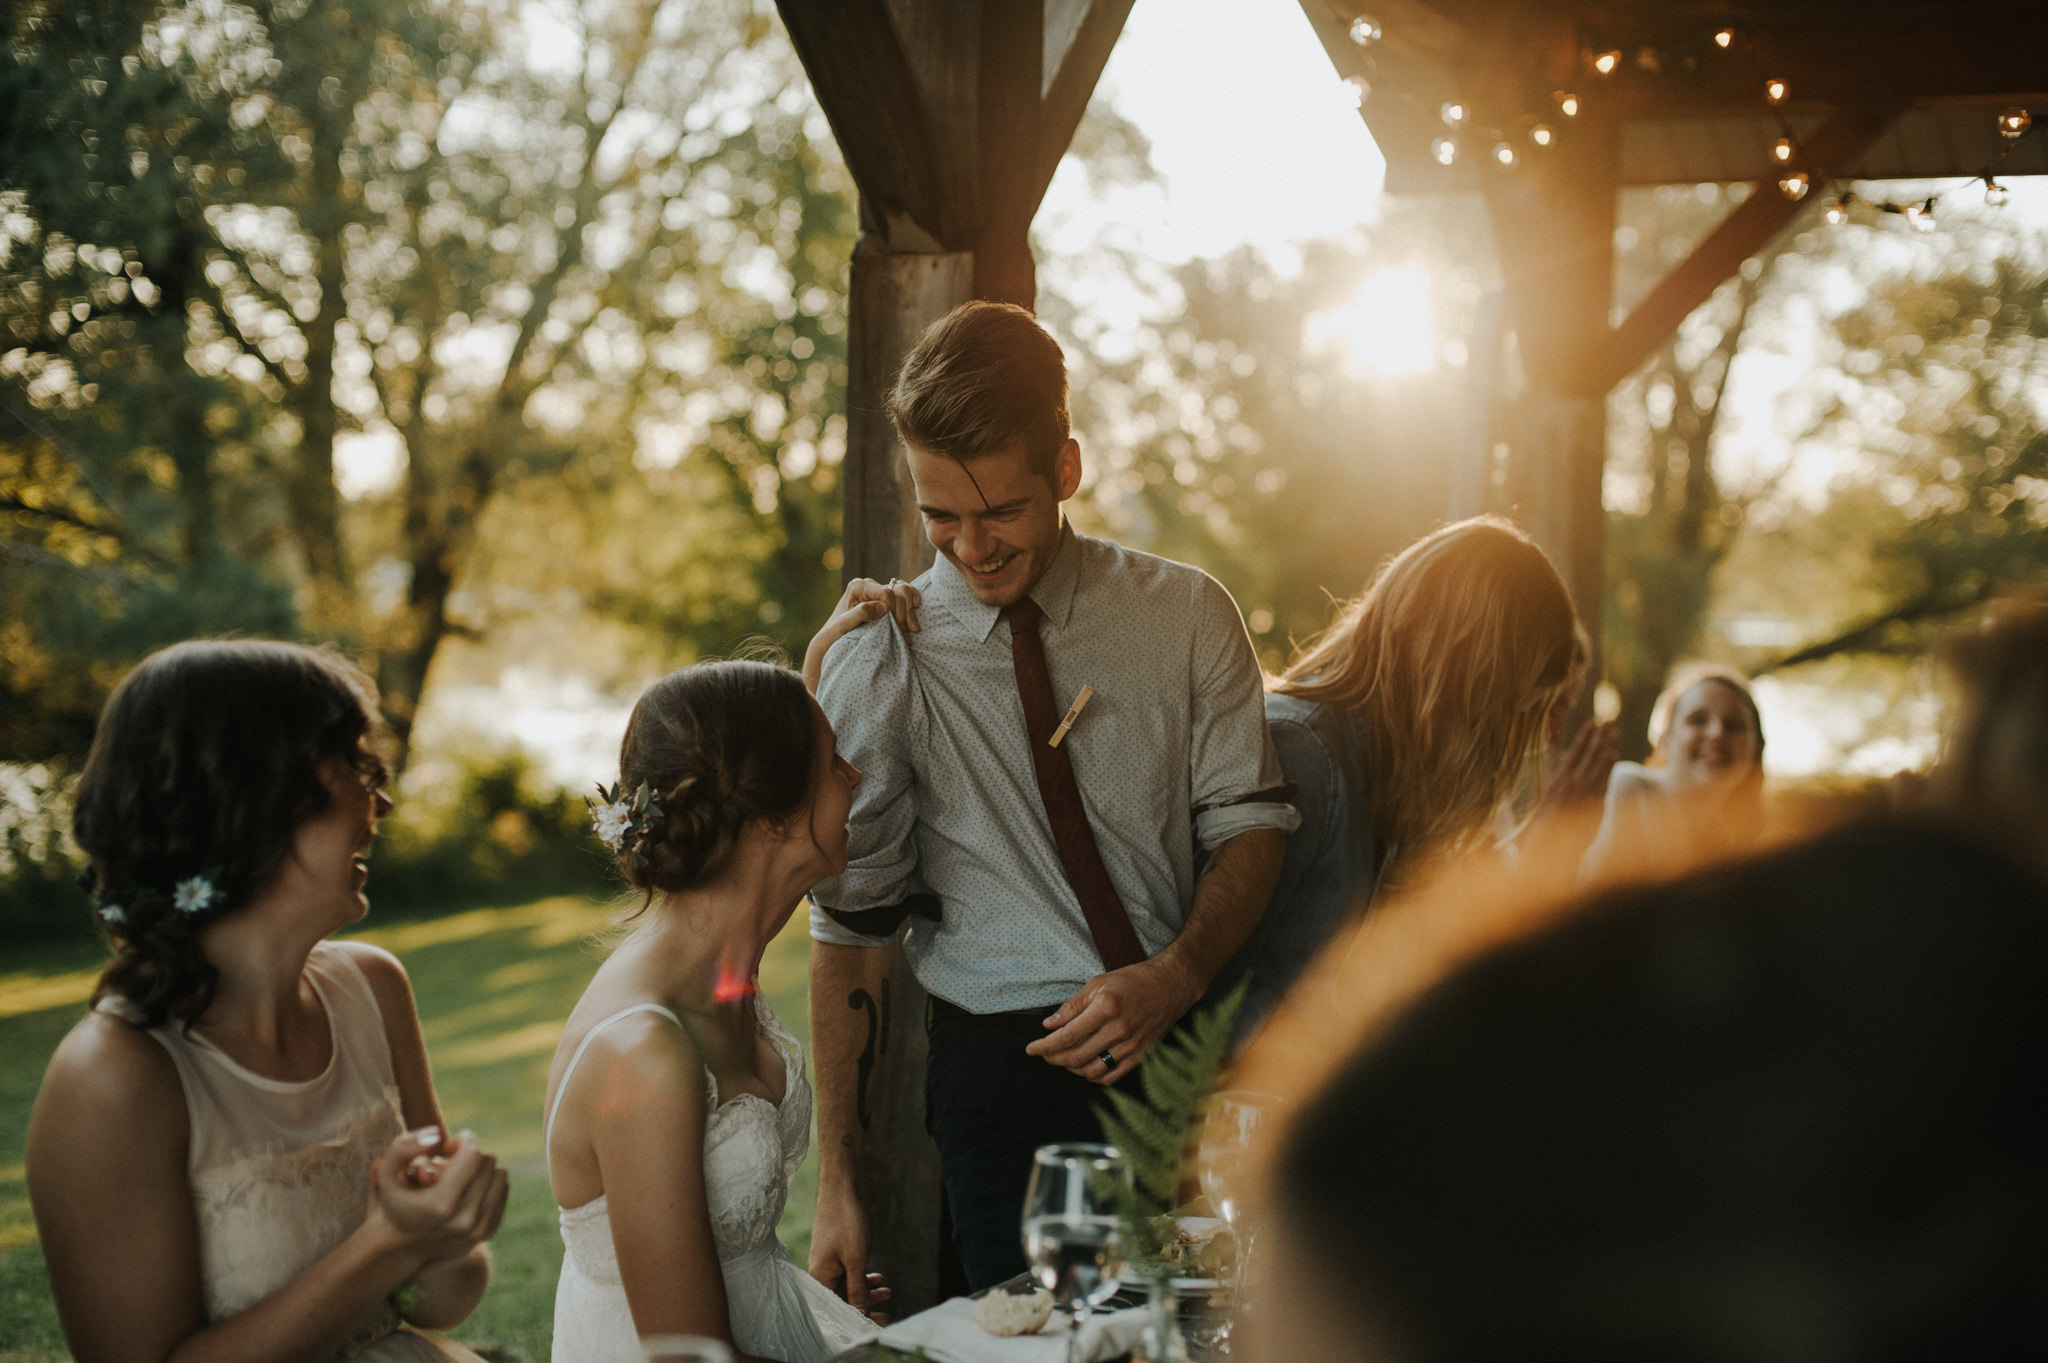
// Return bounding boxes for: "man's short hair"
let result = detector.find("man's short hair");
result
[887,301,1070,483]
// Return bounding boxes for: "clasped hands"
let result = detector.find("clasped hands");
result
[367,1126,509,1268]
[1025,955,1198,1086]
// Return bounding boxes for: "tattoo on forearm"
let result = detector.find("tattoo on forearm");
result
[848,988,878,1131]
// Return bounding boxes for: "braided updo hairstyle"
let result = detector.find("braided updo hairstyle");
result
[613,661,819,902]
[75,640,388,1029]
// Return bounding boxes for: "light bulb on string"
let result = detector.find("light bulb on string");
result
[1441,101,1467,128]
[1592,49,1621,75]
[1903,198,1937,234]
[1714,28,1734,48]
[1777,171,1810,201]
[1432,136,1459,166]
[1772,136,1794,163]
[1824,199,1848,226]
[1530,123,1554,147]
[1997,107,2032,140]
[1986,178,2010,208]
[1765,78,1788,105]
[1557,91,1580,117]
[1492,141,1518,168]
[1342,75,1370,109]
[1348,14,1382,46]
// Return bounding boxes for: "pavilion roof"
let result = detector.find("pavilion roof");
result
[1299,0,2048,191]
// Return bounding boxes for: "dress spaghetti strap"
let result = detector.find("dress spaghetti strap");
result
[545,1003,685,1155]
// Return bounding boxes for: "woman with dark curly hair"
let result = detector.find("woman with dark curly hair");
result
[545,660,883,1363]
[27,640,508,1363]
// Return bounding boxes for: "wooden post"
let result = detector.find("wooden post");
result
[834,225,969,1316]
[844,232,969,584]
[1482,111,1620,683]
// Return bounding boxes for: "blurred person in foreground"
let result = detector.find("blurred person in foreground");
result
[1580,662,1765,882]
[1212,516,1594,1037]
[27,641,506,1363]
[1244,814,2048,1363]
[1930,596,2048,881]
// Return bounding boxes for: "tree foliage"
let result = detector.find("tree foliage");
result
[1759,248,2048,667]
[1,0,854,768]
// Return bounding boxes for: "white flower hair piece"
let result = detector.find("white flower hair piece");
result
[98,901,126,927]
[173,875,218,915]
[591,793,633,851]
[589,781,664,871]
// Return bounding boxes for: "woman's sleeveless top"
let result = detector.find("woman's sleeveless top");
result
[101,941,478,1361]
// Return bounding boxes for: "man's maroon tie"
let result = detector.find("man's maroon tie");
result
[1004,597,1147,972]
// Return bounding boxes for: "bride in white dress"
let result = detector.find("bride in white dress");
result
[547,659,886,1363]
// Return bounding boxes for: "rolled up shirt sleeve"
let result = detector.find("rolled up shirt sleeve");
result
[1188,573,1301,850]
[810,618,924,944]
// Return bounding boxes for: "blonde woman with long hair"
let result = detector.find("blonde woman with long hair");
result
[1218,516,1588,1032]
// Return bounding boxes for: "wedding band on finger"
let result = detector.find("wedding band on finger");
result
[1099,1049,1117,1072]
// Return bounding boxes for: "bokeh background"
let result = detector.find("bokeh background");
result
[5,0,2047,1356]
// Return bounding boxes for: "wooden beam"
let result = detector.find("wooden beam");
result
[974,0,1045,302]
[1028,0,1137,210]
[776,0,963,247]
[1590,100,1904,392]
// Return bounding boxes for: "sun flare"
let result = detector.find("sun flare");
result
[1308,264,1438,378]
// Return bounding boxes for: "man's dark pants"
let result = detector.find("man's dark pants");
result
[924,1002,1141,1290]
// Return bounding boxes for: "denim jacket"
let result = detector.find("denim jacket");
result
[1213,692,1384,1038]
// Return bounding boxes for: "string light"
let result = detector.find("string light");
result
[1379,15,2039,241]
[1343,75,1370,109]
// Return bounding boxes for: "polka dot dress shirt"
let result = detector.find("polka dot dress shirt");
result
[809,527,1300,1014]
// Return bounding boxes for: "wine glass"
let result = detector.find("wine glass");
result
[1196,1091,1282,1354]
[1022,1142,1131,1363]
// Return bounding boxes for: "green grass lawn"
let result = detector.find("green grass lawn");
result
[0,897,824,1362]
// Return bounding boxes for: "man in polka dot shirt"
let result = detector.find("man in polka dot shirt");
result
[805,301,1299,1294]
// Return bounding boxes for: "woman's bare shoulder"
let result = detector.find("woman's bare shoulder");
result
[33,1010,187,1155]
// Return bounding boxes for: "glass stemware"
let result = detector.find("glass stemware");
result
[1022,1142,1131,1363]
[1196,1090,1283,1355]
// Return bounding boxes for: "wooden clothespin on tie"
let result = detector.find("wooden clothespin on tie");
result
[1048,684,1094,748]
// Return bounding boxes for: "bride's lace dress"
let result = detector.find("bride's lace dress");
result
[548,998,869,1363]
[102,941,480,1361]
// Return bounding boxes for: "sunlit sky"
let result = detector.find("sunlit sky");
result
[398,0,2048,783]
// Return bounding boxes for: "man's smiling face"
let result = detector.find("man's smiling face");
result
[907,437,1081,608]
